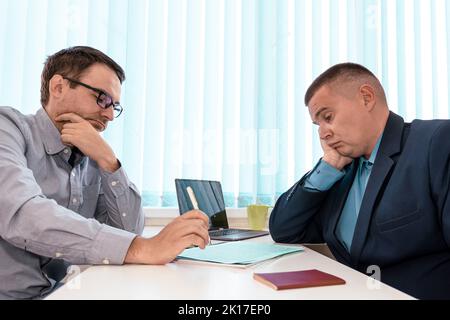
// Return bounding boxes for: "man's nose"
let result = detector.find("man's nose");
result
[318,125,332,140]
[101,107,114,122]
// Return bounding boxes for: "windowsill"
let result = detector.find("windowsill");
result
[143,207,268,229]
[143,207,248,218]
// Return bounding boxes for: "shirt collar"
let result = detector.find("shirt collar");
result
[361,133,383,166]
[35,108,67,155]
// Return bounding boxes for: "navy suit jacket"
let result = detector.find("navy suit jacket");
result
[269,112,450,299]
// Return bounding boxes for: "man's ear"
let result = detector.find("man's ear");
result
[49,75,66,100]
[359,84,376,111]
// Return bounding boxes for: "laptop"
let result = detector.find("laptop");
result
[175,179,269,241]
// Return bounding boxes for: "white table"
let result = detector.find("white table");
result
[46,227,414,300]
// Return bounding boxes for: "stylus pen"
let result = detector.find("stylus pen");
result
[186,186,211,245]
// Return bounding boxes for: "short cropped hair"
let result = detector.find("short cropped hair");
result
[304,62,386,106]
[40,46,125,107]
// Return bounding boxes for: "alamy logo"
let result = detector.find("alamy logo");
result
[366,265,381,290]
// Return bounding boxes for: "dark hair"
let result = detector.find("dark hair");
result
[40,46,125,107]
[304,62,381,106]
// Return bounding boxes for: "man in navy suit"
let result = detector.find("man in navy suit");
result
[269,62,450,299]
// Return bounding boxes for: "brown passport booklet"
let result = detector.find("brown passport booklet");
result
[253,269,346,290]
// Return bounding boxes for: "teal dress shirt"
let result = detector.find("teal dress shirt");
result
[304,136,382,251]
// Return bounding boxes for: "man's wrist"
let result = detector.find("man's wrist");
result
[322,155,344,171]
[124,236,144,264]
[98,156,120,172]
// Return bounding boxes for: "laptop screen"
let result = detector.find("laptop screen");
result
[175,179,229,229]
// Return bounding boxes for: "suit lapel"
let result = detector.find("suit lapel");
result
[350,112,405,266]
[349,154,394,264]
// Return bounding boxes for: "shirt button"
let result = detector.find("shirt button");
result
[56,252,62,258]
[102,259,110,265]
[72,198,77,204]
[111,181,117,187]
[64,149,70,154]
[122,213,127,217]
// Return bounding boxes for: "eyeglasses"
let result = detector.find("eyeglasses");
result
[63,76,123,118]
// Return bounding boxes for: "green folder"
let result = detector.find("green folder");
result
[177,242,303,265]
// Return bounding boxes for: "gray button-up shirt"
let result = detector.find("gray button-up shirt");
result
[0,106,145,299]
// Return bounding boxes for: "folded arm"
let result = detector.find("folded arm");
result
[269,160,345,243]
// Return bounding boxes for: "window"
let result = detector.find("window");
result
[1,0,449,207]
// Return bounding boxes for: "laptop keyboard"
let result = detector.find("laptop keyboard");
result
[209,229,243,236]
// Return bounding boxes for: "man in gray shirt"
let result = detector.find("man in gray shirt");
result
[0,46,209,299]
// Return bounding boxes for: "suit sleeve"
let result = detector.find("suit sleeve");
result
[428,121,450,247]
[269,160,344,244]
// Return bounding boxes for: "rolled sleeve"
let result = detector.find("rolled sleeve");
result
[304,159,345,191]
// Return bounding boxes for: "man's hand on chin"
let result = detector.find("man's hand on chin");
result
[320,139,353,171]
[55,112,120,172]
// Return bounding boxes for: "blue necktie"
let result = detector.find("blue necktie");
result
[336,159,371,251]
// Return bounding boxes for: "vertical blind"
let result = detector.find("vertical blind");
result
[1,0,449,207]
